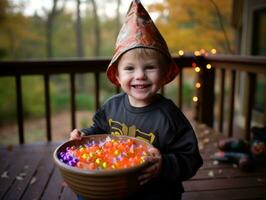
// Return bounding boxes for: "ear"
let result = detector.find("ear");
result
[115,68,121,85]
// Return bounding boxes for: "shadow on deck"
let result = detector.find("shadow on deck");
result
[1,123,266,200]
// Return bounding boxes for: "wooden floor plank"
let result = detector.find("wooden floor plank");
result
[60,186,77,200]
[193,166,266,180]
[182,187,266,200]
[41,167,64,200]
[184,176,266,192]
[3,151,43,200]
[21,148,55,200]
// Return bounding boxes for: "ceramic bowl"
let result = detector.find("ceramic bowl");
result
[53,134,151,200]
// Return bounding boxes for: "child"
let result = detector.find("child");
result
[70,0,203,199]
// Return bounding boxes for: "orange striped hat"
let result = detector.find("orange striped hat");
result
[107,0,179,86]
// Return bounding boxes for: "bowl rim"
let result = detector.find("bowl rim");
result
[53,134,151,176]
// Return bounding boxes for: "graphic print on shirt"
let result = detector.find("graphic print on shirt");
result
[108,119,155,144]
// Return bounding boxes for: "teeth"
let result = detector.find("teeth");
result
[134,85,146,89]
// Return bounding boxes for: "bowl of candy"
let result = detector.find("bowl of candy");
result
[53,134,152,200]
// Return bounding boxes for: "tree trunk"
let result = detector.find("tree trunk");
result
[91,0,100,56]
[116,0,121,36]
[76,0,84,57]
[76,0,85,91]
[46,0,59,58]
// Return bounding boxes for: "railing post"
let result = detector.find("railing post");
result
[70,73,76,130]
[44,74,52,142]
[94,72,100,110]
[245,72,256,141]
[228,70,236,137]
[219,69,225,133]
[15,75,24,144]
[197,59,215,127]
[178,68,183,110]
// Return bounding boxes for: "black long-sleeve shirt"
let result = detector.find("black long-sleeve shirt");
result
[81,92,203,200]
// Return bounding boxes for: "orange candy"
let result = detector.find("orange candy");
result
[67,137,149,170]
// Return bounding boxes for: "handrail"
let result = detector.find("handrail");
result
[205,55,266,74]
[204,54,266,140]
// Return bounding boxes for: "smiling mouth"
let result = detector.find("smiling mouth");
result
[132,84,151,89]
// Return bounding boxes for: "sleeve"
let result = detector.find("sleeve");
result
[158,106,203,182]
[80,107,109,136]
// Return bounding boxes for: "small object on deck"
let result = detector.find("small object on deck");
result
[251,127,266,164]
[208,170,214,177]
[218,138,250,152]
[30,176,37,185]
[1,171,9,178]
[212,160,219,165]
[256,177,264,182]
[211,151,253,171]
[6,144,13,151]
[16,176,24,181]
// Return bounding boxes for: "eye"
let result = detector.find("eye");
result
[145,65,157,70]
[124,66,134,71]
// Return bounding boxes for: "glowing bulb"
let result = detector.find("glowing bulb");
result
[195,67,201,72]
[211,49,217,54]
[178,50,184,56]
[195,82,201,88]
[193,96,198,102]
[194,51,200,56]
[200,49,205,54]
[206,64,212,69]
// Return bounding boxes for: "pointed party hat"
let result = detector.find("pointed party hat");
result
[107,0,179,86]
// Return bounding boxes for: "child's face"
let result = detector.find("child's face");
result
[116,48,167,107]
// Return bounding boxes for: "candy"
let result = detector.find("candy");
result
[58,137,149,170]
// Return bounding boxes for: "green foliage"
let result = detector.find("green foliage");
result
[76,93,94,110]
[0,78,16,125]
[22,76,45,118]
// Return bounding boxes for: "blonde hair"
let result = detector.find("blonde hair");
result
[117,48,170,70]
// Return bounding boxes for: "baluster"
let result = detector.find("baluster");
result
[219,68,225,133]
[16,75,24,144]
[178,68,183,110]
[44,74,52,141]
[161,86,165,96]
[70,73,76,130]
[95,72,100,110]
[245,72,255,141]
[228,70,236,137]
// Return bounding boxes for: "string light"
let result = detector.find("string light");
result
[192,96,198,102]
[206,64,212,69]
[195,67,201,72]
[178,50,184,56]
[200,49,205,54]
[195,82,201,88]
[211,48,217,54]
[194,51,200,56]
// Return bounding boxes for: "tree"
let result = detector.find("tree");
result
[148,0,235,54]
[43,0,65,58]
[76,0,84,57]
[90,0,101,56]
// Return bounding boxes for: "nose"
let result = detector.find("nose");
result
[135,68,147,80]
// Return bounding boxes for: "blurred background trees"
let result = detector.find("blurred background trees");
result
[0,0,235,141]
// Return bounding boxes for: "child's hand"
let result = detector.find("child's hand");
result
[70,129,82,140]
[138,147,162,185]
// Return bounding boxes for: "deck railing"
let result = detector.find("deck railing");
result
[205,55,266,140]
[0,55,265,144]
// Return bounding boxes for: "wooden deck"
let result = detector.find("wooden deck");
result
[1,124,266,200]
